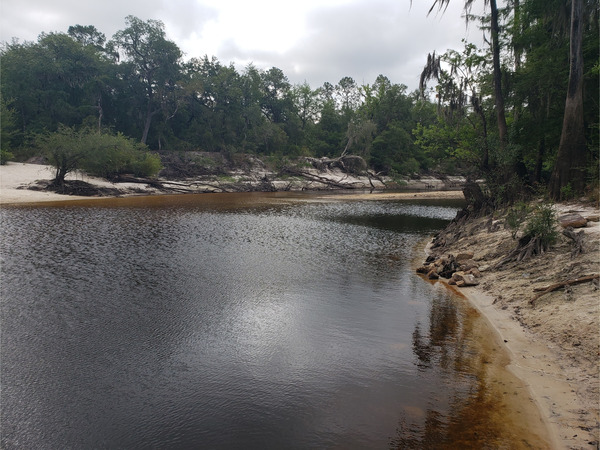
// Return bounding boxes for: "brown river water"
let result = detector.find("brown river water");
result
[0,192,551,448]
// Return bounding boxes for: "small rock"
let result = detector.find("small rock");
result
[452,271,479,287]
[559,213,587,228]
[416,265,430,274]
[437,254,458,278]
[461,274,479,286]
[456,252,474,261]
[459,259,478,271]
[427,269,439,280]
[585,214,599,222]
[467,268,482,278]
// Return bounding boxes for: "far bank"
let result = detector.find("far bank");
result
[0,161,465,205]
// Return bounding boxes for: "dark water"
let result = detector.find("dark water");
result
[0,193,543,449]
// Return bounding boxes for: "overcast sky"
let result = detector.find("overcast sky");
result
[0,0,486,91]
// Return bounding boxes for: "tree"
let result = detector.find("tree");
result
[422,0,508,148]
[335,76,360,115]
[35,126,162,186]
[419,43,490,171]
[0,96,17,163]
[292,82,320,130]
[110,16,182,145]
[508,0,569,184]
[0,33,107,138]
[260,67,293,123]
[549,0,588,198]
[35,126,89,186]
[67,25,106,50]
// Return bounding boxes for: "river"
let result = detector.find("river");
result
[0,192,549,449]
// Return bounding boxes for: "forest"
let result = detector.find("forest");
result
[1,0,598,201]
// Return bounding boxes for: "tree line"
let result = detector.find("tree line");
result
[1,1,598,201]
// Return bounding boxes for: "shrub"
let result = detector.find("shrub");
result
[560,183,575,201]
[126,152,163,177]
[523,203,558,250]
[505,201,531,239]
[35,126,162,185]
[78,131,163,179]
[0,149,14,164]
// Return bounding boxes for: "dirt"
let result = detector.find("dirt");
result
[421,201,600,449]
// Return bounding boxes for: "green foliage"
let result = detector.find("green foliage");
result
[559,183,575,201]
[35,126,162,185]
[523,203,559,250]
[370,121,423,174]
[1,5,597,196]
[505,201,532,239]
[0,149,14,164]
[413,121,479,174]
[35,125,89,185]
[80,132,162,178]
[0,96,17,163]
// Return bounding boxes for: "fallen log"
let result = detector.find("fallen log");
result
[529,274,599,306]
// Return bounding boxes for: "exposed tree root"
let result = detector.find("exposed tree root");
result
[562,226,585,258]
[493,234,550,269]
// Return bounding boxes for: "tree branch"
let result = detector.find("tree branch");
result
[529,274,599,306]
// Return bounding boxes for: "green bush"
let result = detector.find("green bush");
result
[78,131,162,179]
[35,126,162,185]
[523,203,558,250]
[560,183,575,201]
[505,201,531,239]
[126,152,163,177]
[0,149,14,164]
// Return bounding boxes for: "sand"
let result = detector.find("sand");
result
[0,162,162,204]
[423,205,600,449]
[2,162,598,448]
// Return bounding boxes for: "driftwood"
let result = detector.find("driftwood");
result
[366,170,387,190]
[529,274,599,306]
[562,226,585,258]
[283,168,364,189]
[114,175,164,189]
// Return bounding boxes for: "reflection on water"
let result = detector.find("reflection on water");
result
[0,193,549,448]
[394,286,550,449]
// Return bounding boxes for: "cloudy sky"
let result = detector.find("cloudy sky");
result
[0,0,485,91]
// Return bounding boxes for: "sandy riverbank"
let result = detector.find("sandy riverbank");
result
[420,204,600,449]
[0,162,465,205]
[0,162,165,204]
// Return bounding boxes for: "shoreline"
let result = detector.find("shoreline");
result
[0,162,465,206]
[420,207,600,449]
[434,278,568,449]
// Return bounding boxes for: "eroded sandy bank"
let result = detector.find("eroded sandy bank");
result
[0,162,465,205]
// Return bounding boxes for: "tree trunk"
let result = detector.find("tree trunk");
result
[141,100,153,145]
[490,0,508,148]
[549,0,587,199]
[534,136,545,183]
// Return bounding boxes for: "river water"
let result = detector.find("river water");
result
[0,192,549,449]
